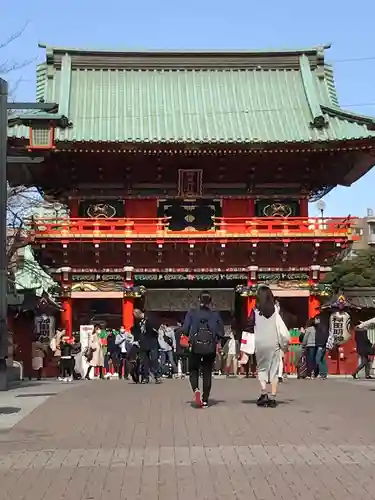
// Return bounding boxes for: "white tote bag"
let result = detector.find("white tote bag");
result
[275,312,291,352]
[240,331,255,355]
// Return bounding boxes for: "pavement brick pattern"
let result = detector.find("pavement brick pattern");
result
[0,377,375,499]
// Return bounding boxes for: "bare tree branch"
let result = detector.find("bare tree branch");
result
[3,23,61,292]
[6,185,67,291]
[0,22,35,76]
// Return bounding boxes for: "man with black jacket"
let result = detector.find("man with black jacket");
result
[174,321,190,377]
[313,314,329,378]
[131,308,161,384]
[183,291,224,408]
[352,327,373,379]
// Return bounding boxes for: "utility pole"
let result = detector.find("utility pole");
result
[0,77,58,390]
[0,79,8,391]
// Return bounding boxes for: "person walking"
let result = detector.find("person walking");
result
[246,286,290,407]
[303,319,317,379]
[105,329,119,378]
[85,325,105,380]
[352,326,373,379]
[158,324,177,377]
[71,333,82,380]
[223,328,239,376]
[59,335,74,382]
[30,336,47,380]
[314,314,330,379]
[50,329,64,379]
[115,327,133,379]
[132,309,161,384]
[182,290,224,408]
[174,321,190,377]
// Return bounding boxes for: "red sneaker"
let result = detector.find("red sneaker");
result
[194,389,202,408]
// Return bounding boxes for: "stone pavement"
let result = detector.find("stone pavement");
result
[1,377,375,500]
[0,380,74,431]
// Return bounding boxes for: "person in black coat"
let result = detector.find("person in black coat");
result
[106,330,120,376]
[352,327,373,379]
[131,308,161,383]
[174,321,190,377]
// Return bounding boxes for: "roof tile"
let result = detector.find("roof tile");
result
[8,46,375,145]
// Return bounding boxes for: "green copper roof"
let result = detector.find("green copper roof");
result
[8,45,375,145]
[15,246,56,296]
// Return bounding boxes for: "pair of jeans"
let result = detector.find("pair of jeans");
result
[316,347,327,377]
[160,350,177,374]
[118,353,129,378]
[189,352,215,403]
[140,347,160,381]
[306,347,326,377]
[306,347,317,377]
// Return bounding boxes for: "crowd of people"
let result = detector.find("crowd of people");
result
[29,285,375,408]
[30,287,292,407]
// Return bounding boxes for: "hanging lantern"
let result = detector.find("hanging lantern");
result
[29,123,55,150]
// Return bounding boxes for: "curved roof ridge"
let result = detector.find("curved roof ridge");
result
[38,42,332,57]
[321,104,375,127]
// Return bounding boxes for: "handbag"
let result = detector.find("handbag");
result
[180,334,189,349]
[275,311,290,352]
[50,337,57,352]
[240,331,255,355]
[83,346,94,362]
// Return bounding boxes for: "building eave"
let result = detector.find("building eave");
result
[321,105,375,130]
[39,42,332,58]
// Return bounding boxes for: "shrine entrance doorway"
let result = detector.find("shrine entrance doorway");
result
[145,288,238,327]
[72,298,122,331]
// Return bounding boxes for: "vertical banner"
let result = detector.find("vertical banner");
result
[329,311,351,345]
[80,325,94,379]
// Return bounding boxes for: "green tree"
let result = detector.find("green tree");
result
[323,249,375,290]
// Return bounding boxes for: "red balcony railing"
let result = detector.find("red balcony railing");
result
[27,216,356,242]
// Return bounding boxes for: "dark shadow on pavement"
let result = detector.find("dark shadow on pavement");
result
[188,399,226,408]
[16,393,58,398]
[8,379,58,390]
[0,406,21,415]
[241,399,293,405]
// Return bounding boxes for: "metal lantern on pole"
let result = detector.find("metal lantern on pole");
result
[317,199,326,219]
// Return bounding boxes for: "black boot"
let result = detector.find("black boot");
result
[256,394,269,407]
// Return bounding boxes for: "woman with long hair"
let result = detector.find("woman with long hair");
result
[85,325,105,380]
[246,285,289,407]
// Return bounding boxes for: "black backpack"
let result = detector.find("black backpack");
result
[191,319,216,356]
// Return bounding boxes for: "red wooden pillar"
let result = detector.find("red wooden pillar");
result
[248,199,255,217]
[308,265,321,318]
[308,295,320,319]
[122,266,134,330]
[69,198,79,218]
[61,298,73,337]
[122,299,134,330]
[299,198,308,217]
[246,265,258,317]
[60,267,73,337]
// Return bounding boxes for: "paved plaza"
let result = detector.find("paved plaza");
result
[0,377,375,499]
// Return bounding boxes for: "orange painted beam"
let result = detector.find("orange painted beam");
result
[29,216,356,242]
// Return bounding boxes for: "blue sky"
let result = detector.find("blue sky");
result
[2,0,375,217]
